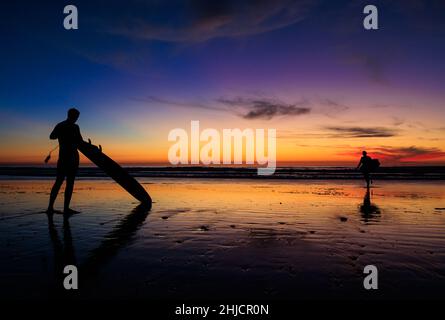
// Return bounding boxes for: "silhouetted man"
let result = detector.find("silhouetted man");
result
[356,150,372,188]
[47,108,83,215]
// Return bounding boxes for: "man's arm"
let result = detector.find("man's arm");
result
[356,158,362,169]
[76,125,83,142]
[50,124,59,140]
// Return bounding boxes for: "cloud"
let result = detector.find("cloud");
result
[138,95,311,120]
[139,96,225,112]
[75,48,152,74]
[345,53,387,84]
[317,98,349,117]
[217,97,311,120]
[374,146,445,161]
[391,117,405,126]
[101,0,318,42]
[339,146,445,162]
[326,126,398,138]
[141,94,358,120]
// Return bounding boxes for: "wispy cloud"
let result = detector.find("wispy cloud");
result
[317,98,349,117]
[75,48,152,74]
[374,146,445,161]
[138,95,312,120]
[217,97,310,120]
[345,53,387,84]
[103,0,319,43]
[326,126,398,138]
[137,94,357,120]
[391,117,405,126]
[339,146,445,162]
[139,96,225,112]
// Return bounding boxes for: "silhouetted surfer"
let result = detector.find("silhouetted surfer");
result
[356,150,372,188]
[47,108,83,215]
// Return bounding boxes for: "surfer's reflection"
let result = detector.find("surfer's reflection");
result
[359,189,381,222]
[47,203,150,296]
[47,214,77,296]
[82,203,150,277]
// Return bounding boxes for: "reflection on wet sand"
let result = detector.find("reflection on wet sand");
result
[47,214,77,296]
[1,178,445,299]
[47,203,150,296]
[82,204,150,275]
[359,188,381,223]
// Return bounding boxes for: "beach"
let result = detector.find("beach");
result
[1,176,444,300]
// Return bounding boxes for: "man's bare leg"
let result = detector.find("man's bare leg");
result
[47,175,64,213]
[64,175,78,214]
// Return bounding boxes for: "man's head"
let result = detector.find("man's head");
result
[67,108,80,123]
[362,151,367,156]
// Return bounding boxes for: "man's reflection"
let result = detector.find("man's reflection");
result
[47,214,77,296]
[359,188,380,222]
[47,203,150,297]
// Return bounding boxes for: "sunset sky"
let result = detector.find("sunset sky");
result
[1,0,444,165]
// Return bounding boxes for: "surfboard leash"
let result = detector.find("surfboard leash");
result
[44,145,59,164]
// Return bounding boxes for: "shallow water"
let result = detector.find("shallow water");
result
[0,178,444,300]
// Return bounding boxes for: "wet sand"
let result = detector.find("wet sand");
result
[0,178,444,300]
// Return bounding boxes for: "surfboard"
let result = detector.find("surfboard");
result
[78,140,152,207]
[369,158,380,171]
